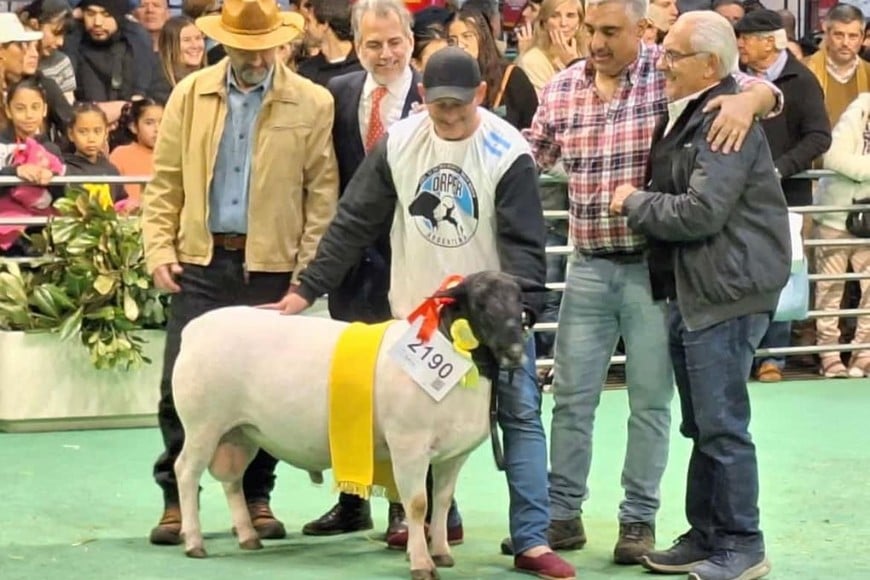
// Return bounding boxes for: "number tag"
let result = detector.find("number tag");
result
[388,319,474,402]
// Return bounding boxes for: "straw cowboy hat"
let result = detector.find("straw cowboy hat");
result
[196,0,305,51]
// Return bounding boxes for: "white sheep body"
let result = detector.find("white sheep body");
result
[172,305,492,578]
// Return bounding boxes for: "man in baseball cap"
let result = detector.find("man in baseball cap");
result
[421,45,482,105]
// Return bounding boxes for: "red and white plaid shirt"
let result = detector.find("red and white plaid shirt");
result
[526,43,779,255]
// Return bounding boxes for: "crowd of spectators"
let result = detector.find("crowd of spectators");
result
[2,0,870,381]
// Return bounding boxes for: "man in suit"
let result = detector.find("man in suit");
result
[321,0,422,327]
[301,0,449,547]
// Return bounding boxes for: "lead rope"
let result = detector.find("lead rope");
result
[489,366,511,471]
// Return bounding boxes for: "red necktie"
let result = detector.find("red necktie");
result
[364,86,389,152]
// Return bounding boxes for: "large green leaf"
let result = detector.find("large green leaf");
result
[93,275,116,295]
[123,288,139,321]
[57,307,84,341]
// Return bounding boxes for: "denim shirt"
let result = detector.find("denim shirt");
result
[208,66,273,234]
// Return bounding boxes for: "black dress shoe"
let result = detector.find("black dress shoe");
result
[301,500,373,536]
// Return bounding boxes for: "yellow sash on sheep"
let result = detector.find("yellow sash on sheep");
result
[328,321,399,501]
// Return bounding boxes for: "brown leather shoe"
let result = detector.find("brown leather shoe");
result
[613,521,655,565]
[149,505,182,546]
[247,501,286,540]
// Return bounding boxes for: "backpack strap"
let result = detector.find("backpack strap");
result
[493,64,515,110]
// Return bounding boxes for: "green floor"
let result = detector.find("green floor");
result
[1,380,868,580]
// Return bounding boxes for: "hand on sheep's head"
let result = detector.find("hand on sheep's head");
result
[258,289,311,315]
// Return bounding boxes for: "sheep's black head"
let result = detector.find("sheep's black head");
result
[435,271,547,370]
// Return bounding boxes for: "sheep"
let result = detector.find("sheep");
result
[171,271,536,579]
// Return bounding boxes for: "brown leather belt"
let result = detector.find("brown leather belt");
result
[212,233,246,251]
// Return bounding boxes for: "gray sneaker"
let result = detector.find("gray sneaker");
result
[641,529,712,573]
[689,550,771,580]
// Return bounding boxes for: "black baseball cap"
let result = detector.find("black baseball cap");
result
[734,9,784,35]
[422,47,482,104]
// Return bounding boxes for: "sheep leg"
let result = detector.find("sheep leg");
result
[175,427,222,558]
[209,432,261,551]
[428,454,468,568]
[390,450,437,579]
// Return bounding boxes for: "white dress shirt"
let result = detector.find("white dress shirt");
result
[358,67,415,144]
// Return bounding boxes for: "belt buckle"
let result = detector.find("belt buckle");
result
[219,234,243,251]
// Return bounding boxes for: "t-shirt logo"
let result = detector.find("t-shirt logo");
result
[409,163,479,248]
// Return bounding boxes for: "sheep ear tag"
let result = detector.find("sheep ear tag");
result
[388,317,474,403]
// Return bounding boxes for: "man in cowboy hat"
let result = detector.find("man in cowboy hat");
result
[142,0,339,546]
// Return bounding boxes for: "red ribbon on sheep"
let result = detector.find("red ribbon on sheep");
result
[406,274,465,342]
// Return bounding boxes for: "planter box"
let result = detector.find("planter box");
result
[0,329,164,433]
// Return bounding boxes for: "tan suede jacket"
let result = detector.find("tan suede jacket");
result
[141,59,338,284]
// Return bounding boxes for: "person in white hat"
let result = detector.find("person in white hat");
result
[0,12,73,142]
[141,0,339,548]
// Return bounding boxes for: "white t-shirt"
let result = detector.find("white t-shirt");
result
[385,108,531,317]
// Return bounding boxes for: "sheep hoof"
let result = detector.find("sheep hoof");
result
[432,554,454,568]
[239,538,263,550]
[410,569,439,580]
[185,547,207,558]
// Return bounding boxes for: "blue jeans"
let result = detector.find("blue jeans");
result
[549,254,674,524]
[535,231,568,358]
[668,303,768,552]
[498,337,550,554]
[756,320,791,370]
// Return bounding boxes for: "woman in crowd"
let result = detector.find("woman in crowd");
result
[149,15,205,104]
[515,0,585,94]
[19,0,77,104]
[0,13,73,145]
[411,7,451,72]
[511,0,542,58]
[814,92,870,378]
[447,7,538,130]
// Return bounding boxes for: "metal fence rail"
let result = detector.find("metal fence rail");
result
[1,171,868,367]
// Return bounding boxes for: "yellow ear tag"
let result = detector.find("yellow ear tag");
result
[450,318,480,388]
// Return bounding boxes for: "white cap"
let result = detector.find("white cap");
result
[0,13,44,44]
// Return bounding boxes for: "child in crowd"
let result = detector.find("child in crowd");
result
[109,98,162,211]
[0,77,65,254]
[62,102,125,203]
[19,0,77,104]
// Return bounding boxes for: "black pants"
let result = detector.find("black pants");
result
[153,249,290,506]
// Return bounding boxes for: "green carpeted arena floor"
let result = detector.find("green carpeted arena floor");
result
[1,379,868,580]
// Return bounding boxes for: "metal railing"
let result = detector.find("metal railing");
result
[1,171,868,370]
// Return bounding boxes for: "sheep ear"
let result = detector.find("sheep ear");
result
[433,283,468,301]
[512,276,549,293]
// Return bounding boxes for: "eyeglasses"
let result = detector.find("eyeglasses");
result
[661,50,708,67]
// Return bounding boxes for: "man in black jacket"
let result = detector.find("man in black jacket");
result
[266,46,576,580]
[610,11,790,580]
[64,0,155,124]
[734,9,831,382]
[297,0,363,87]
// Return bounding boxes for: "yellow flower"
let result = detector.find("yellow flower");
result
[84,183,112,211]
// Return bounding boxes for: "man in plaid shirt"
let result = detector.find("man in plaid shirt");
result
[523,0,782,568]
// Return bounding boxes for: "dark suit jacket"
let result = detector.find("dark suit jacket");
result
[324,69,421,323]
